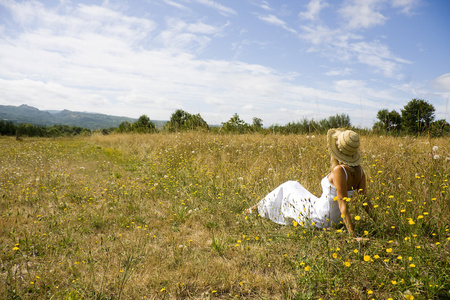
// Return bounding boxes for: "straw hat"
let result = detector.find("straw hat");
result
[327,129,362,166]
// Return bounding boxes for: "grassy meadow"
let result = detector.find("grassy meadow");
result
[1,132,449,299]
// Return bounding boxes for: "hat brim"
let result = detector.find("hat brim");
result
[327,129,362,166]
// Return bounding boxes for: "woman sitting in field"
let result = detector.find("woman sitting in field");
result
[245,128,374,237]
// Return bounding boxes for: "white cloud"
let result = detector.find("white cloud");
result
[163,0,189,11]
[339,0,387,29]
[258,14,297,33]
[391,0,420,15]
[253,0,272,11]
[349,40,412,77]
[186,21,220,34]
[0,78,111,111]
[299,0,329,21]
[357,54,399,78]
[296,1,420,79]
[433,73,450,92]
[332,79,397,107]
[300,24,340,45]
[300,24,410,78]
[350,41,411,64]
[194,0,237,16]
[325,68,352,76]
[155,18,216,52]
[205,97,225,106]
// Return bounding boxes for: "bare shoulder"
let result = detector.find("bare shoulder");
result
[331,165,346,176]
[329,165,346,184]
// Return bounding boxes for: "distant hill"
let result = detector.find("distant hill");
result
[0,104,140,130]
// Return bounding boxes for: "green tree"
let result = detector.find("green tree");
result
[316,114,351,132]
[327,114,351,129]
[165,109,209,132]
[133,115,156,133]
[373,109,402,133]
[117,121,132,133]
[401,99,435,134]
[252,117,263,131]
[221,113,251,133]
[0,120,16,136]
[185,113,209,130]
[429,119,450,137]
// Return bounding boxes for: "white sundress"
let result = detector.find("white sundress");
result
[257,166,357,228]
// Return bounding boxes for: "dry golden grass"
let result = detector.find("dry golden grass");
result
[1,132,449,299]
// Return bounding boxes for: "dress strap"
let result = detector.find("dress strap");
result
[340,165,348,180]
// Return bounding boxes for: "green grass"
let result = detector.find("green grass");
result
[0,133,449,299]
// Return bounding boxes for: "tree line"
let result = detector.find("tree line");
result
[372,98,449,136]
[0,121,91,137]
[115,110,352,135]
[115,99,449,136]
[1,98,449,138]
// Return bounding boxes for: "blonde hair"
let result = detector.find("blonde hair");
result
[330,156,339,171]
[330,155,361,173]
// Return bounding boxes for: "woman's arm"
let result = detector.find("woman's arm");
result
[332,166,354,235]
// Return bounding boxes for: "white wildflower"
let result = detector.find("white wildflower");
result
[432,146,439,152]
[433,154,440,160]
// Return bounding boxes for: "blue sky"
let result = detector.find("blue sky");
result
[0,0,449,128]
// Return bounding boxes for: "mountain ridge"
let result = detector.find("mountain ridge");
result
[0,104,141,130]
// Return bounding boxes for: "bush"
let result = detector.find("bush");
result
[164,109,209,132]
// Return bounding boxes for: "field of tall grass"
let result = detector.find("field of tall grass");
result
[1,132,449,299]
